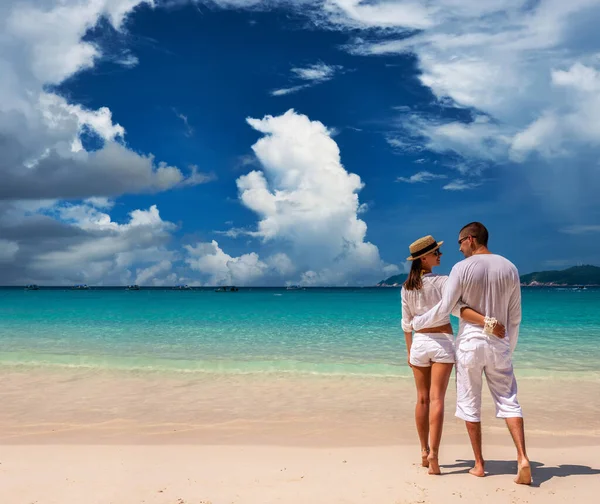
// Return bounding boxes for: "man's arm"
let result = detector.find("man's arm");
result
[412,266,462,331]
[507,280,522,354]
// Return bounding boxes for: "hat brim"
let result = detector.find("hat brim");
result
[406,240,444,261]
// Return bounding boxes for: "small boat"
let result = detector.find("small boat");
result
[173,284,192,290]
[286,285,302,290]
[71,284,89,290]
[25,284,40,291]
[126,285,140,291]
[215,286,239,292]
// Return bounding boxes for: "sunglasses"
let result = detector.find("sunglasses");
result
[433,249,442,257]
[458,235,472,245]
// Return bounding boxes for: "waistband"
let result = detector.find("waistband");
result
[413,332,453,341]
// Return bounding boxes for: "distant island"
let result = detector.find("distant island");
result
[376,274,407,287]
[519,265,600,286]
[377,265,600,287]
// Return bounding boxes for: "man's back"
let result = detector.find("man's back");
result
[453,254,522,351]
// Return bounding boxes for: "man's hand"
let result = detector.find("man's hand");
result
[493,322,506,339]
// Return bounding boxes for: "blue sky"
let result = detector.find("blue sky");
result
[1,0,599,286]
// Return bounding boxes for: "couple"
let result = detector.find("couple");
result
[401,222,531,485]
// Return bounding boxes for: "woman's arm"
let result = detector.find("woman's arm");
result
[400,288,413,366]
[404,331,413,367]
[460,307,505,338]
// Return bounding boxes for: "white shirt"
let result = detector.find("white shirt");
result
[400,274,462,333]
[411,254,522,353]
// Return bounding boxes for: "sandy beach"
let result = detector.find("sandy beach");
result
[2,444,600,504]
[1,368,600,503]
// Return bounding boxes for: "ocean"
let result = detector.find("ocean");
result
[2,287,599,380]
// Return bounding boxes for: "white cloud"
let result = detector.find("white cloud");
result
[185,240,271,285]
[271,62,342,96]
[185,109,398,286]
[116,51,140,68]
[560,225,600,235]
[271,84,311,96]
[30,202,177,284]
[173,109,194,137]
[334,0,600,217]
[291,62,339,81]
[135,260,173,285]
[0,0,201,202]
[397,171,447,183]
[323,0,434,30]
[443,179,481,191]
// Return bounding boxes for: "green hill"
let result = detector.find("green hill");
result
[377,265,600,287]
[519,265,600,286]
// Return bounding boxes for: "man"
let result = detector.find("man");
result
[411,222,531,485]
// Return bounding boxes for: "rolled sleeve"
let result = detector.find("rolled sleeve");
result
[507,281,522,354]
[400,288,413,332]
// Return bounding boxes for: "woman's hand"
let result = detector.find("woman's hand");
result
[407,353,412,367]
[493,322,506,339]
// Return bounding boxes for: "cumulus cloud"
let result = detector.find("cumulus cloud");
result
[186,109,398,286]
[271,62,343,96]
[185,240,277,285]
[396,171,447,183]
[0,197,182,285]
[0,0,203,202]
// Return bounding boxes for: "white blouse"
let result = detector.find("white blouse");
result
[401,273,462,332]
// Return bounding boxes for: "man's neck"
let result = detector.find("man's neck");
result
[472,246,491,256]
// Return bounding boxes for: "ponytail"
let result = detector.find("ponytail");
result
[404,258,423,291]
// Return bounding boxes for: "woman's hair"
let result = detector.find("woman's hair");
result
[404,258,423,291]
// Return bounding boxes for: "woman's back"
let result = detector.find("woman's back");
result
[401,274,452,332]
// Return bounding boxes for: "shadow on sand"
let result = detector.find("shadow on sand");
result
[440,459,600,487]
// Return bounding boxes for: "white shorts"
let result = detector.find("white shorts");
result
[455,337,523,422]
[410,333,455,367]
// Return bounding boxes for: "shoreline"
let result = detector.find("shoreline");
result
[3,367,599,503]
[2,367,599,447]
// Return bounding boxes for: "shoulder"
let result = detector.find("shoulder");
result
[450,259,470,275]
[424,274,449,286]
[491,254,520,276]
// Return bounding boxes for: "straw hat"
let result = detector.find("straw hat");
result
[406,235,444,261]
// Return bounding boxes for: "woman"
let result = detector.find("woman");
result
[401,235,504,475]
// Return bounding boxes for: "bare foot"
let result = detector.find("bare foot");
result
[427,453,440,475]
[469,462,485,477]
[421,449,430,468]
[515,459,532,485]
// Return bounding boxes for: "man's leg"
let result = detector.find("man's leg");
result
[485,365,531,484]
[505,417,531,484]
[465,421,485,477]
[455,345,485,477]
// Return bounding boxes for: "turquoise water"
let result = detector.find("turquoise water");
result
[1,288,599,378]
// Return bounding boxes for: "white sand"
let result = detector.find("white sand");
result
[1,444,599,504]
[2,368,599,503]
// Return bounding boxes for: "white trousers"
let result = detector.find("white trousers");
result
[455,337,523,422]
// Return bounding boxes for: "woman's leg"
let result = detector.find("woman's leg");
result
[427,362,454,474]
[411,365,432,466]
